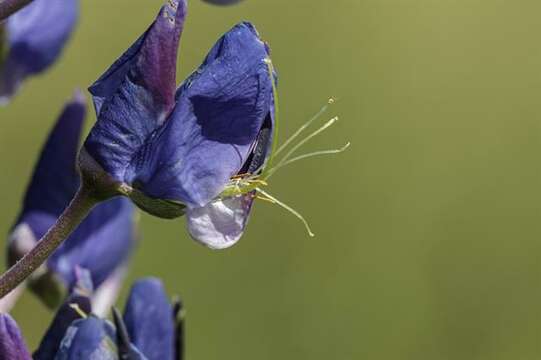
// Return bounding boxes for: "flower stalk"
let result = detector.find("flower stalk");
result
[0,0,33,21]
[0,185,99,299]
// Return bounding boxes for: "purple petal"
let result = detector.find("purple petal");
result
[187,194,254,249]
[0,314,31,360]
[33,293,91,360]
[123,278,174,360]
[12,194,136,309]
[128,22,275,207]
[55,317,118,360]
[19,91,85,218]
[0,0,79,101]
[8,90,85,277]
[84,0,187,181]
[13,197,136,300]
[47,197,136,290]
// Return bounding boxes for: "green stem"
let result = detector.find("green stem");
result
[0,0,34,21]
[0,185,98,299]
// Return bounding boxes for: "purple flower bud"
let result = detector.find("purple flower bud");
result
[8,92,137,308]
[55,316,119,360]
[0,0,79,103]
[81,0,276,248]
[0,314,31,360]
[123,278,175,360]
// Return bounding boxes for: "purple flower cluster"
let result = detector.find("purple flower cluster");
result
[2,275,183,359]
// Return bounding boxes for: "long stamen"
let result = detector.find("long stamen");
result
[268,142,350,174]
[274,98,334,157]
[256,187,315,237]
[265,116,339,180]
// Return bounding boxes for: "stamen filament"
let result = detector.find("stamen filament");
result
[265,116,339,180]
[267,142,350,174]
[274,98,334,157]
[255,195,276,204]
[256,187,315,237]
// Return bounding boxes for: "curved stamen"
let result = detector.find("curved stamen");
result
[265,116,339,180]
[268,142,350,175]
[255,187,314,237]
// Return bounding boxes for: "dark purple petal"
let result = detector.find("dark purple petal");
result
[19,91,85,218]
[55,316,118,360]
[123,278,174,360]
[33,293,91,360]
[0,0,79,101]
[0,314,31,360]
[127,22,275,207]
[84,0,187,181]
[187,193,254,249]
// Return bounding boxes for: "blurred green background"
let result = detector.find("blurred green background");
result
[1,0,541,358]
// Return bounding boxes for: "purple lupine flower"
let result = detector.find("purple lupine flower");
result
[7,92,137,309]
[34,271,137,360]
[0,289,116,360]
[0,313,31,360]
[1,276,184,359]
[0,0,79,103]
[56,277,183,360]
[81,0,276,250]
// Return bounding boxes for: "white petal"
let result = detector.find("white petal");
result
[186,195,253,250]
[8,222,37,256]
[91,265,127,317]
